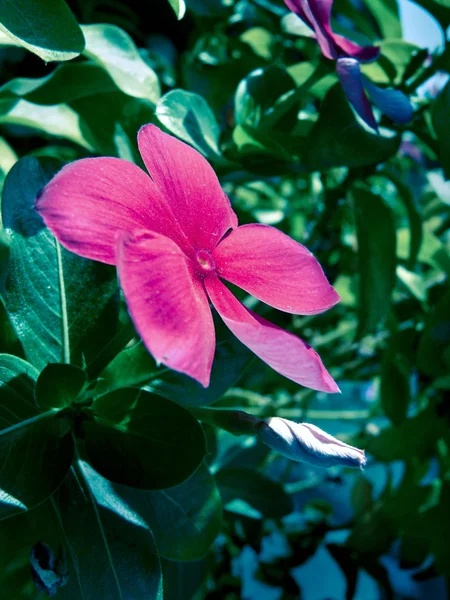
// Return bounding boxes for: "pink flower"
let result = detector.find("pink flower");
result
[285,0,413,130]
[35,125,340,392]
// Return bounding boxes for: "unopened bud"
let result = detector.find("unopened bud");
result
[257,417,366,469]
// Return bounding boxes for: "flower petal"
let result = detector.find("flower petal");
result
[284,0,338,59]
[117,230,215,387]
[336,57,378,131]
[213,224,339,315]
[138,124,238,252]
[35,157,191,264]
[362,76,414,124]
[332,33,380,62]
[204,275,339,393]
[258,417,366,468]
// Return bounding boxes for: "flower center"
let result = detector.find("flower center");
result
[195,250,216,275]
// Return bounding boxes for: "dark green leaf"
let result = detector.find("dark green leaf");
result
[0,354,73,520]
[85,388,206,489]
[0,63,117,105]
[1,157,118,370]
[0,0,84,62]
[432,80,450,179]
[352,187,397,337]
[35,363,87,411]
[380,328,416,426]
[53,462,163,599]
[234,65,296,127]
[417,287,450,376]
[304,84,400,169]
[113,463,222,560]
[215,468,293,519]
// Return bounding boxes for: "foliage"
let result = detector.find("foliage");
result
[0,0,449,598]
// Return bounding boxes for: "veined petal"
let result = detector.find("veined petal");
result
[258,417,366,468]
[35,157,191,265]
[138,125,238,253]
[214,224,339,315]
[205,275,339,393]
[362,76,414,124]
[336,57,378,131]
[117,230,215,387]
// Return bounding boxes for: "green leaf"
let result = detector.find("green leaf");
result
[234,66,296,128]
[53,462,163,599]
[367,406,446,462]
[381,171,423,268]
[362,0,402,39]
[0,354,73,520]
[150,323,255,407]
[113,464,222,560]
[0,99,94,150]
[35,364,87,411]
[352,187,397,337]
[1,157,118,370]
[0,62,117,105]
[0,0,84,62]
[304,84,400,170]
[417,287,450,376]
[156,89,222,160]
[97,320,254,407]
[215,468,293,519]
[432,80,450,179]
[380,328,416,425]
[85,388,206,489]
[167,0,186,19]
[81,24,160,104]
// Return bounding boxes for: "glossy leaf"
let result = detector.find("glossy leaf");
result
[81,24,160,104]
[85,388,206,489]
[35,364,87,411]
[156,89,222,160]
[0,63,116,105]
[167,0,186,19]
[53,462,163,599]
[0,100,93,150]
[0,354,73,520]
[0,0,84,62]
[113,464,222,560]
[1,157,118,370]
[352,187,397,337]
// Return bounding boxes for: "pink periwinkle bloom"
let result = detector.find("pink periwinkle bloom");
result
[285,0,413,130]
[35,125,340,392]
[258,417,366,469]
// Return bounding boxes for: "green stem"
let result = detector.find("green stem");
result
[0,409,57,437]
[56,242,70,365]
[190,407,263,436]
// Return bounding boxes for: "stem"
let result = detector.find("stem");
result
[190,407,263,436]
[0,409,57,437]
[56,242,70,365]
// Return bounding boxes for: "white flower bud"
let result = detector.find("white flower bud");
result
[257,417,366,469]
